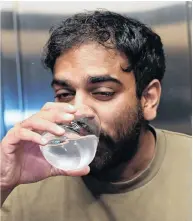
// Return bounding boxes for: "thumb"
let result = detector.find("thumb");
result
[50,166,90,177]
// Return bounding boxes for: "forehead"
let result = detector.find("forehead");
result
[53,43,132,83]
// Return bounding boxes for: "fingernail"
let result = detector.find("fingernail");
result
[57,126,65,133]
[68,105,76,111]
[41,137,48,145]
[63,113,74,120]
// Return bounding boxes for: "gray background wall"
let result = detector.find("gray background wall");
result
[1,1,192,139]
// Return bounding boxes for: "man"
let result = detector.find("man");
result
[0,10,191,221]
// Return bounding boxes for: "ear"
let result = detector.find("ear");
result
[141,79,162,121]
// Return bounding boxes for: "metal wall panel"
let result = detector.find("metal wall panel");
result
[1,1,192,139]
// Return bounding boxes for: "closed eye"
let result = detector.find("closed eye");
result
[54,91,115,102]
[55,92,75,102]
[92,91,115,101]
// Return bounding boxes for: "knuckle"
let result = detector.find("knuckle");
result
[51,109,61,122]
[42,102,54,110]
[6,127,18,139]
[54,112,65,123]
[3,129,15,143]
[29,114,42,124]
[36,110,45,119]
[17,128,26,138]
[12,128,19,140]
[27,116,38,127]
[1,139,6,148]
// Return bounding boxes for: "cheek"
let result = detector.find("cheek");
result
[97,96,137,136]
[98,108,118,134]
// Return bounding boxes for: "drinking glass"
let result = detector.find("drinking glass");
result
[40,105,100,171]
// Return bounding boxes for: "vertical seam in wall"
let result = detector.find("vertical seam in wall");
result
[185,2,192,100]
[0,10,6,139]
[13,3,24,118]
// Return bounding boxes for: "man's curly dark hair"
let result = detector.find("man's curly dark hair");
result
[42,10,165,98]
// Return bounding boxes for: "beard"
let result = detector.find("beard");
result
[89,101,144,175]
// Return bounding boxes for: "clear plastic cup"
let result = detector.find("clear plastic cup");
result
[40,105,100,171]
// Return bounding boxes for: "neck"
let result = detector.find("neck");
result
[95,125,156,183]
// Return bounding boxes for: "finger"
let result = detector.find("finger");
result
[18,117,66,136]
[64,166,90,176]
[2,128,48,153]
[42,102,77,113]
[22,110,75,126]
[50,166,90,177]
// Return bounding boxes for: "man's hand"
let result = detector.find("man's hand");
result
[0,102,90,196]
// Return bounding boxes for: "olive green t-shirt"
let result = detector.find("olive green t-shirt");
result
[1,127,192,221]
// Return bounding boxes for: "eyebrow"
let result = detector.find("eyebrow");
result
[87,75,122,85]
[51,75,122,88]
[51,79,71,88]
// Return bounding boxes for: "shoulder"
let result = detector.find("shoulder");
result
[161,129,191,140]
[156,128,191,149]
[153,127,191,175]
[154,128,191,175]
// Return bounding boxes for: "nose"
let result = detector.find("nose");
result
[73,91,101,134]
[73,91,87,108]
[75,105,96,120]
[73,91,96,119]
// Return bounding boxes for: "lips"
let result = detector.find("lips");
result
[65,120,92,136]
